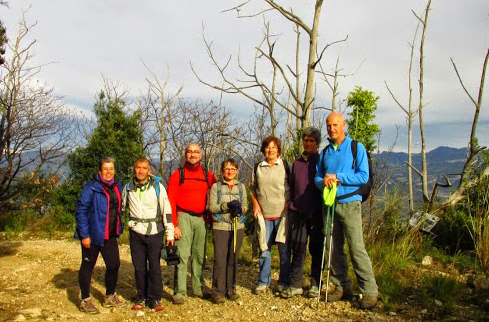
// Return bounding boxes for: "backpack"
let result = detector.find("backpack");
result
[253,159,291,183]
[124,176,163,217]
[215,181,246,223]
[320,140,373,202]
[178,165,209,185]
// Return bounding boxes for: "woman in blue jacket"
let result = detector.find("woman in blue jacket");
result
[74,157,126,314]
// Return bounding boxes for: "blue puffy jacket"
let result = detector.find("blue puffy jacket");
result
[74,176,124,247]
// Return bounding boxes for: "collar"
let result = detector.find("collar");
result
[184,162,202,172]
[327,135,352,149]
[300,151,319,162]
[259,157,282,167]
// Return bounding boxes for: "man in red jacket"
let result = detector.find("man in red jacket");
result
[168,143,216,305]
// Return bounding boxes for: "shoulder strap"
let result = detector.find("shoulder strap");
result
[253,162,260,182]
[178,166,184,185]
[319,145,328,173]
[153,177,161,198]
[283,159,290,179]
[202,166,209,184]
[238,182,244,203]
[217,181,222,204]
[351,140,358,169]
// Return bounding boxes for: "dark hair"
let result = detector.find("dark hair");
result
[302,127,321,146]
[134,157,150,166]
[221,158,239,171]
[99,156,116,170]
[260,136,281,155]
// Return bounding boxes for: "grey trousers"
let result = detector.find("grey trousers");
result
[330,201,378,296]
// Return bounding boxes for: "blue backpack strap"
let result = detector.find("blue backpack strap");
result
[152,176,162,218]
[215,181,223,222]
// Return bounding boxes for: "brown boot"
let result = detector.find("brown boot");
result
[359,294,378,309]
[326,288,353,302]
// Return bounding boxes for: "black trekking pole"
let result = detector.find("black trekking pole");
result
[317,184,337,305]
[317,202,327,304]
[324,201,335,303]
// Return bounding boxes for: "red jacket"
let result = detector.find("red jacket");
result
[167,162,216,227]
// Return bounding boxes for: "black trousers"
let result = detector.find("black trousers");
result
[287,210,324,288]
[79,237,120,299]
[130,230,164,300]
[212,228,244,296]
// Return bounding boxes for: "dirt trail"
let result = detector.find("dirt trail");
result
[0,239,417,322]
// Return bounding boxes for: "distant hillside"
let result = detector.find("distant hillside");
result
[373,146,468,201]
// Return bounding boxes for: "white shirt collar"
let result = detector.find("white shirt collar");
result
[259,157,282,167]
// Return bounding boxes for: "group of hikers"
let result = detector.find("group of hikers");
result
[73,111,379,314]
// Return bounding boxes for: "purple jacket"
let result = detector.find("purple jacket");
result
[289,152,322,215]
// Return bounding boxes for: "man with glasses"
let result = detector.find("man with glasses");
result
[168,144,216,305]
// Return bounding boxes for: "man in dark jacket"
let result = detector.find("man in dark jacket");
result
[280,127,324,299]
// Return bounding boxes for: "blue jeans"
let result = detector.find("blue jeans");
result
[258,218,290,286]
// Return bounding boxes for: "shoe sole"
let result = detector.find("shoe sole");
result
[102,303,127,308]
[132,305,145,310]
[80,309,99,314]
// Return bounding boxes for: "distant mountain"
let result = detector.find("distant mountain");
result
[372,146,468,201]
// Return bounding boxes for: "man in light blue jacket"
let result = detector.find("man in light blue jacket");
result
[315,112,378,310]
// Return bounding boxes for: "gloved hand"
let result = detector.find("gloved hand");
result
[227,199,242,217]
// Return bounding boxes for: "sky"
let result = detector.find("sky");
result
[2,0,488,152]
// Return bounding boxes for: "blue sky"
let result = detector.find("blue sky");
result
[2,0,488,152]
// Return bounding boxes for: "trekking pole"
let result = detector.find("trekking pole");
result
[232,216,238,293]
[317,201,329,305]
[324,201,335,303]
[317,183,337,305]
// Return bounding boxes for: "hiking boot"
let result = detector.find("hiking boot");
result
[359,294,378,310]
[212,294,226,304]
[194,291,212,299]
[172,295,185,305]
[132,297,146,310]
[326,288,353,302]
[253,284,268,295]
[227,292,240,301]
[280,287,303,299]
[307,286,319,298]
[148,299,164,312]
[79,297,99,314]
[274,284,286,294]
[103,293,127,308]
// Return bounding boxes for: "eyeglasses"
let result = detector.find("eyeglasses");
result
[223,168,238,172]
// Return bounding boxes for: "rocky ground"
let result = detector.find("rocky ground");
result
[0,239,485,322]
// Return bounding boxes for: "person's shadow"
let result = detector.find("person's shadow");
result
[53,259,175,306]
[0,241,22,258]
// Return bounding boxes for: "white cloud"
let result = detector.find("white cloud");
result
[2,0,488,151]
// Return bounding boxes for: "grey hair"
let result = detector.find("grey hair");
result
[99,156,116,170]
[302,127,321,146]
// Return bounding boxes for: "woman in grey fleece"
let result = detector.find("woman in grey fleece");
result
[208,158,248,304]
[251,136,290,295]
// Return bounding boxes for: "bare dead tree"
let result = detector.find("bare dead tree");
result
[0,12,75,204]
[451,48,489,188]
[138,62,183,176]
[412,0,433,203]
[194,0,346,142]
[385,22,420,213]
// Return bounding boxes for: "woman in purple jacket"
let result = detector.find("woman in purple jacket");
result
[74,157,126,314]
